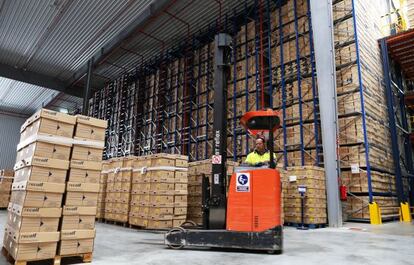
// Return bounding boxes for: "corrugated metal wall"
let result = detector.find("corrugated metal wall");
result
[0,113,26,169]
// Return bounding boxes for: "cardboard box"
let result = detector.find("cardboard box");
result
[68,169,100,183]
[174,195,187,207]
[14,156,69,171]
[12,181,65,193]
[61,216,95,230]
[70,160,102,171]
[62,206,97,215]
[5,233,58,261]
[175,171,188,183]
[10,191,63,208]
[16,141,71,162]
[14,166,67,183]
[75,115,107,141]
[146,220,173,229]
[65,192,98,207]
[149,195,174,206]
[174,207,187,215]
[7,212,60,232]
[59,238,94,256]
[72,145,104,162]
[59,229,95,255]
[148,171,175,183]
[20,109,76,142]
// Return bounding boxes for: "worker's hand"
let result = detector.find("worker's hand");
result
[255,162,268,167]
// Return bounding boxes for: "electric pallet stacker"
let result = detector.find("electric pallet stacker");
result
[164,33,283,254]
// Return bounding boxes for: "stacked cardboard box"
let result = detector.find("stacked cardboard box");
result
[96,161,110,219]
[186,160,238,225]
[0,170,14,208]
[282,166,327,225]
[3,109,74,262]
[129,154,189,229]
[105,156,135,223]
[59,115,107,256]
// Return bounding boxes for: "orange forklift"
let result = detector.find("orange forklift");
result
[164,34,283,254]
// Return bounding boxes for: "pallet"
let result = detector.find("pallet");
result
[2,247,92,265]
[0,207,8,210]
[284,222,326,229]
[95,218,105,223]
[127,224,169,233]
[104,219,128,227]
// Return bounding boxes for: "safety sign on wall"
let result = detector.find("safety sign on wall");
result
[236,173,250,192]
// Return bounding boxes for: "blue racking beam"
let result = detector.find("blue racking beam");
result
[244,2,250,156]
[266,0,273,109]
[306,0,320,166]
[254,0,260,111]
[293,0,305,166]
[277,0,288,168]
[351,0,373,202]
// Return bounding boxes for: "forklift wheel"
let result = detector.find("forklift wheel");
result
[180,220,197,229]
[166,227,185,249]
[268,250,282,255]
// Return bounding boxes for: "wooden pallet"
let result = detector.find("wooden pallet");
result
[2,247,92,265]
[104,219,128,227]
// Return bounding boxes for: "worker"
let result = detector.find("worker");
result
[245,135,273,166]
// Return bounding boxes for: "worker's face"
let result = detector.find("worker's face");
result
[255,139,265,152]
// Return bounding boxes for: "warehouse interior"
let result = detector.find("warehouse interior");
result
[0,0,413,264]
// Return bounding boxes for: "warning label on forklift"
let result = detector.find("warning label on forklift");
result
[236,173,250,192]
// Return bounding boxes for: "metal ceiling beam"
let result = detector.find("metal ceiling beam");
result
[64,0,171,94]
[0,62,83,97]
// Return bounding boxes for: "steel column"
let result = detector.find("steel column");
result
[309,0,342,227]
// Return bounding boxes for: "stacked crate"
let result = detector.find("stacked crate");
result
[96,161,109,219]
[0,170,14,208]
[186,160,238,225]
[105,157,134,223]
[3,109,74,262]
[59,115,107,256]
[129,154,188,229]
[282,166,327,225]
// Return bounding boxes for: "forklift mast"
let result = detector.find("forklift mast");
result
[209,33,232,229]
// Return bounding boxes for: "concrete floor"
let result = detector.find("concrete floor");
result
[0,211,413,265]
